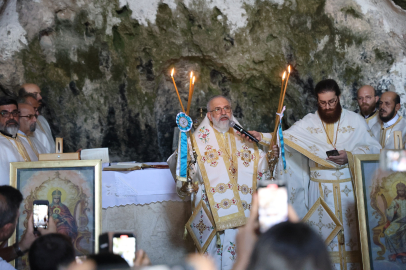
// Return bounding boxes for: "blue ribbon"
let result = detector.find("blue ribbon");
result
[278,123,286,170]
[179,132,188,179]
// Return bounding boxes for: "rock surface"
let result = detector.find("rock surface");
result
[0,0,405,161]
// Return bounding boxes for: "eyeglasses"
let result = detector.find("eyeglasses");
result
[318,97,338,108]
[20,114,37,120]
[209,106,232,115]
[0,110,19,118]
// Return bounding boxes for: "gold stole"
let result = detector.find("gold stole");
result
[366,110,378,125]
[19,134,39,158]
[380,116,403,148]
[37,120,46,133]
[0,133,31,161]
[192,124,259,231]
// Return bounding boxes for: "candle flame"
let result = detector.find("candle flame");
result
[190,71,193,78]
[192,76,195,84]
[171,68,174,77]
[282,71,286,80]
[288,65,291,73]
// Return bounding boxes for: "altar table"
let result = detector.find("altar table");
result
[101,163,194,265]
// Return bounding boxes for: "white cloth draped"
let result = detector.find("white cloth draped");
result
[0,133,38,185]
[34,115,55,153]
[371,115,406,149]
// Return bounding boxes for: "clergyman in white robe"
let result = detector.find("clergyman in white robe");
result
[371,113,406,149]
[34,115,55,153]
[18,130,47,159]
[358,109,380,129]
[168,116,270,270]
[261,109,381,270]
[0,132,39,185]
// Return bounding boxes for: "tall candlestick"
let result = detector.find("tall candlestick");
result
[281,66,291,110]
[171,68,185,113]
[186,71,193,115]
[271,71,286,146]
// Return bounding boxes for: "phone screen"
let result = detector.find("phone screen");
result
[113,234,136,267]
[33,204,48,230]
[258,184,288,233]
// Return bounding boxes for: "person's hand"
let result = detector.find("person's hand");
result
[271,144,279,158]
[288,205,300,222]
[238,130,262,142]
[186,253,216,270]
[133,249,150,267]
[326,150,348,165]
[38,216,57,235]
[233,193,260,270]
[19,214,36,252]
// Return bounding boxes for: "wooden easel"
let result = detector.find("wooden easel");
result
[38,137,80,161]
[394,131,403,150]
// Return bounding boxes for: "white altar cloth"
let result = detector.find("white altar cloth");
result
[102,162,184,208]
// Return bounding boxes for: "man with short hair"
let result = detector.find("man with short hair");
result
[256,79,381,270]
[356,85,380,128]
[19,84,55,153]
[371,91,406,149]
[0,185,55,269]
[29,233,75,270]
[0,97,38,185]
[17,103,47,157]
[168,95,273,270]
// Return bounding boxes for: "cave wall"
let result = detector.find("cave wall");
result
[0,0,405,161]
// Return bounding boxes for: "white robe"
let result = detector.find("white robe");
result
[262,109,381,270]
[371,115,406,149]
[358,109,380,129]
[168,116,269,270]
[34,115,55,153]
[18,131,48,157]
[0,132,39,185]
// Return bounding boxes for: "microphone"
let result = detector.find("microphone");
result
[229,121,259,143]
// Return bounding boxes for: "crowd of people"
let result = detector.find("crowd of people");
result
[0,79,404,270]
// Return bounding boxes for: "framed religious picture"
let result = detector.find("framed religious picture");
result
[8,160,102,270]
[354,154,406,270]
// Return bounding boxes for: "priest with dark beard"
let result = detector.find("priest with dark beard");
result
[256,79,381,270]
[371,91,406,149]
[0,97,39,185]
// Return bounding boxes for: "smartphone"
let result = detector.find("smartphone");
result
[258,184,288,233]
[380,149,406,172]
[112,233,136,267]
[33,200,49,231]
[326,150,339,157]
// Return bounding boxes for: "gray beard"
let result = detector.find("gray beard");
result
[212,117,230,133]
[5,126,19,137]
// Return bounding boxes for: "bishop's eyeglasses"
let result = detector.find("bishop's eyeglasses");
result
[209,106,232,115]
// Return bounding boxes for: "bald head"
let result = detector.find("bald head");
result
[19,84,42,102]
[18,104,37,135]
[357,85,378,117]
[378,91,401,122]
[21,95,40,116]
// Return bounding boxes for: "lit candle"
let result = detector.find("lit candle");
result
[186,71,194,115]
[272,70,287,146]
[171,68,185,113]
[281,66,291,107]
